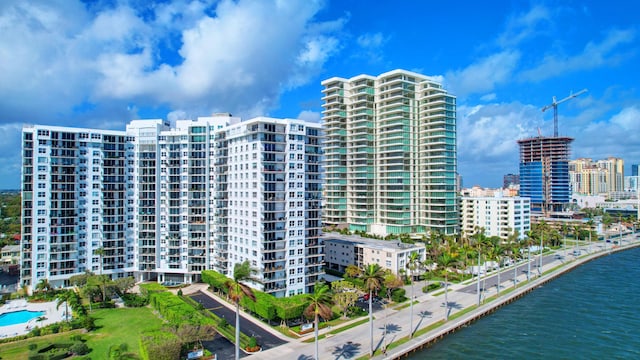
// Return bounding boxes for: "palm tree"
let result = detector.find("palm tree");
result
[382,272,403,350]
[406,251,422,338]
[36,278,53,295]
[486,239,506,296]
[436,251,459,321]
[94,247,107,303]
[359,263,385,357]
[304,284,333,360]
[56,289,78,323]
[225,261,257,360]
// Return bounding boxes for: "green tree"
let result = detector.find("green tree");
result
[406,251,422,337]
[436,251,460,321]
[304,284,333,360]
[331,280,358,319]
[487,240,506,296]
[225,261,257,360]
[344,264,360,279]
[35,278,53,295]
[94,247,108,302]
[56,290,78,323]
[358,263,385,357]
[114,277,136,294]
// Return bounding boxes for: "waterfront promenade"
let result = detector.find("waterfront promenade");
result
[242,234,640,360]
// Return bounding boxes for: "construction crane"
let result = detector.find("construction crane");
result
[541,88,588,137]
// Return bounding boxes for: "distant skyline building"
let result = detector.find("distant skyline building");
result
[632,164,639,177]
[569,157,624,196]
[503,173,520,189]
[21,116,324,297]
[518,136,573,214]
[321,69,458,236]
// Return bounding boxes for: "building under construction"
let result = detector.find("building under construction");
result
[518,136,573,215]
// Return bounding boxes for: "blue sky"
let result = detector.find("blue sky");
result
[0,0,639,189]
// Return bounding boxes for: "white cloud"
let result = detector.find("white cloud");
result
[480,93,497,102]
[296,110,321,123]
[444,51,521,97]
[497,5,552,47]
[520,28,636,82]
[0,0,344,122]
[352,31,390,64]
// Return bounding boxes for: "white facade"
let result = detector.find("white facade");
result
[22,125,136,289]
[460,194,530,240]
[21,116,324,297]
[215,117,324,297]
[324,234,425,276]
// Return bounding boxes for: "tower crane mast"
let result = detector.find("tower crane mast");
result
[541,89,588,137]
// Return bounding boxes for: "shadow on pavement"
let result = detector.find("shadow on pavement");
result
[332,341,361,359]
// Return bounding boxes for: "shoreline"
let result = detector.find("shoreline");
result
[378,238,640,359]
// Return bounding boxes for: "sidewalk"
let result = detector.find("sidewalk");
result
[245,234,640,360]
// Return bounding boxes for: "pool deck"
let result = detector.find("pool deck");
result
[0,299,67,339]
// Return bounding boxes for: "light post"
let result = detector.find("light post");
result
[477,248,481,306]
[619,216,622,245]
[538,233,543,276]
[513,249,518,288]
[527,246,531,282]
[409,267,415,338]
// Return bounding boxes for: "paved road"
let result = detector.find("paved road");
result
[190,291,288,357]
[245,234,640,360]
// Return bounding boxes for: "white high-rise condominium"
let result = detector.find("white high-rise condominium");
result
[22,125,137,290]
[215,117,324,297]
[322,69,458,236]
[21,115,323,297]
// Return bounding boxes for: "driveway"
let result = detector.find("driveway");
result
[189,291,288,356]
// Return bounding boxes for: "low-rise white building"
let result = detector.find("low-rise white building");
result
[324,234,425,276]
[460,193,530,240]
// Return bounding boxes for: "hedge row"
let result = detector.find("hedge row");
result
[201,270,307,323]
[149,291,213,326]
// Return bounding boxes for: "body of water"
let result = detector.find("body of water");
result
[0,310,44,327]
[408,247,640,359]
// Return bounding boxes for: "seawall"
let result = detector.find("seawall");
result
[382,239,640,359]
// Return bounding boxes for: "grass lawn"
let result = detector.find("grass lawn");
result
[0,330,85,360]
[84,307,165,358]
[0,307,165,360]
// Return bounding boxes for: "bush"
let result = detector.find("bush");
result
[218,317,229,328]
[82,316,96,331]
[28,343,38,350]
[70,341,90,355]
[347,306,367,317]
[422,282,442,293]
[245,336,260,352]
[391,288,407,303]
[122,293,149,307]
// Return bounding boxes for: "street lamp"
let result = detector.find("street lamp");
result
[538,232,543,276]
[477,248,481,306]
[527,246,531,282]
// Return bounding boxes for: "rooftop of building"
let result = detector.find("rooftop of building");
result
[322,233,423,251]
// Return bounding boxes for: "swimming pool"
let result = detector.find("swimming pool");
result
[0,310,45,327]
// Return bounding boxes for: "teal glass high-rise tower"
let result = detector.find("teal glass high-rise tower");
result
[321,70,458,236]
